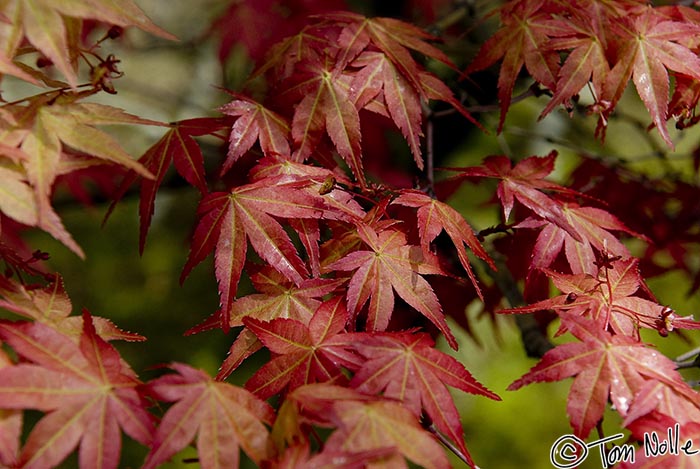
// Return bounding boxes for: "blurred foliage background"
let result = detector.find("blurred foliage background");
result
[6,0,700,467]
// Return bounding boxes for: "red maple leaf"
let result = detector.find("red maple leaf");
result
[346,331,500,465]
[0,311,155,469]
[508,313,695,438]
[0,274,145,341]
[500,257,700,338]
[324,11,456,89]
[539,4,611,118]
[0,346,20,467]
[447,152,583,240]
[464,0,561,131]
[243,296,357,399]
[326,399,451,469]
[219,95,291,174]
[602,8,700,146]
[107,117,231,253]
[392,190,495,297]
[286,56,365,186]
[181,175,327,331]
[325,223,457,348]
[229,267,346,327]
[519,202,645,275]
[143,363,275,469]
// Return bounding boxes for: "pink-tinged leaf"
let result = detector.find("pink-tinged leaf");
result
[393,190,494,298]
[540,6,610,118]
[448,153,583,241]
[229,268,345,327]
[604,10,700,147]
[0,347,21,468]
[326,399,450,469]
[348,51,424,167]
[325,12,456,94]
[196,177,327,330]
[522,202,643,275]
[216,328,262,381]
[143,363,274,469]
[220,96,291,174]
[501,257,684,338]
[347,332,499,462]
[0,314,154,469]
[622,380,700,428]
[508,314,692,438]
[464,0,560,131]
[327,224,457,349]
[243,297,350,399]
[291,59,365,187]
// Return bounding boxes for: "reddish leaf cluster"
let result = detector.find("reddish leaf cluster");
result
[0,0,699,468]
[466,0,700,145]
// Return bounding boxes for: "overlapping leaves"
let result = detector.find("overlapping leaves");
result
[466,0,700,144]
[0,312,154,469]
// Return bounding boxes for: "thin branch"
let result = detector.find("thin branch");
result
[481,256,554,359]
[426,423,476,468]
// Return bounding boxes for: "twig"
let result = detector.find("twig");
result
[482,256,554,358]
[426,423,476,468]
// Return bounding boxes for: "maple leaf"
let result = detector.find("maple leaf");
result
[325,223,458,349]
[243,296,355,399]
[0,311,155,469]
[8,98,164,257]
[539,5,611,118]
[602,8,700,147]
[620,420,700,469]
[288,56,365,187]
[346,331,500,466]
[622,380,700,428]
[393,190,495,298]
[324,11,455,91]
[499,257,700,338]
[447,152,583,241]
[0,346,21,468]
[220,95,291,175]
[182,176,326,331]
[229,267,346,327]
[0,165,38,227]
[346,54,478,171]
[325,399,450,469]
[249,156,366,224]
[108,117,231,253]
[143,362,275,469]
[508,313,694,438]
[347,51,423,168]
[519,202,644,275]
[0,275,145,341]
[464,0,561,131]
[271,442,392,469]
[0,0,175,88]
